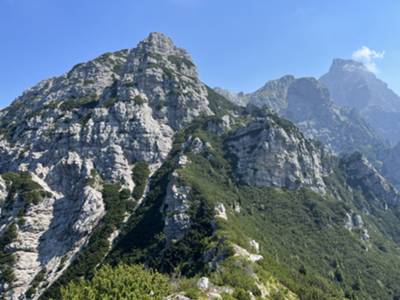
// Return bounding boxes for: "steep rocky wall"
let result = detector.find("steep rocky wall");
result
[225,115,328,194]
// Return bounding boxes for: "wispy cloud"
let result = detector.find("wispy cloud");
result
[352,46,385,73]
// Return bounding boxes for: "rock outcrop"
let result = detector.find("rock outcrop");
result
[248,75,295,113]
[340,152,400,207]
[215,75,295,112]
[225,115,328,194]
[213,88,249,107]
[163,171,192,244]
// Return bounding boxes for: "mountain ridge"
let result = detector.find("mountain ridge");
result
[1,33,400,300]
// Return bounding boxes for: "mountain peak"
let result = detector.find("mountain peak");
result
[137,32,189,58]
[321,57,400,144]
[329,58,369,73]
[142,32,174,48]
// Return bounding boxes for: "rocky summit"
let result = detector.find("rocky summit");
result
[0,32,212,299]
[1,33,400,300]
[320,58,400,145]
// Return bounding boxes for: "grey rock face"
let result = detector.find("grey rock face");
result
[320,58,400,145]
[0,176,7,211]
[214,75,295,112]
[213,88,249,107]
[163,171,192,244]
[225,116,328,194]
[248,75,295,113]
[0,32,213,299]
[340,152,400,207]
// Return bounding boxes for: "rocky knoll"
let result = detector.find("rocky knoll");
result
[225,113,328,194]
[340,152,400,208]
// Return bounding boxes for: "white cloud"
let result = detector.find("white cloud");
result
[352,46,385,73]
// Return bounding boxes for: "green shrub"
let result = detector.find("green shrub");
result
[61,264,171,300]
[131,161,150,200]
[213,258,260,295]
[2,172,46,210]
[59,94,98,110]
[0,223,18,284]
[168,55,195,69]
[233,288,251,300]
[133,95,146,105]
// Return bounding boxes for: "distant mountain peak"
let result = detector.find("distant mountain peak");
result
[321,57,400,144]
[330,58,369,73]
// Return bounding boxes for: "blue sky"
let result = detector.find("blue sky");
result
[1,0,400,107]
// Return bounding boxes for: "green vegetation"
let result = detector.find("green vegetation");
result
[0,223,17,285]
[0,172,47,283]
[67,63,85,77]
[107,134,183,268]
[175,124,400,300]
[206,86,241,118]
[102,97,117,109]
[112,62,123,73]
[59,94,98,110]
[0,121,18,142]
[108,128,215,277]
[25,269,46,298]
[41,184,134,299]
[2,172,49,213]
[168,55,195,69]
[160,190,214,275]
[26,113,400,299]
[211,257,261,296]
[61,264,171,300]
[133,95,146,106]
[131,161,150,200]
[86,168,101,188]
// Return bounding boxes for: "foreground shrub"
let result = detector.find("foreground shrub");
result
[61,264,171,300]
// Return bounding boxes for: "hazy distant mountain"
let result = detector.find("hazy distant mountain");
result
[246,75,296,113]
[320,58,400,145]
[284,77,386,159]
[382,142,400,190]
[214,75,295,112]
[213,87,249,106]
[218,76,387,160]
